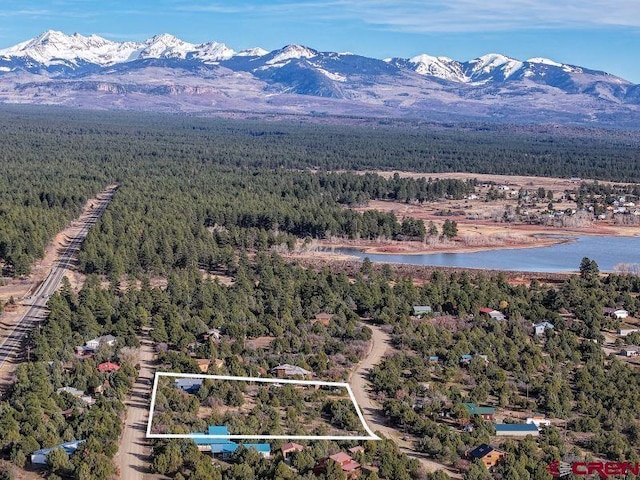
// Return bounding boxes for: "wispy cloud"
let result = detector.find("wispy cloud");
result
[172,0,640,32]
[0,9,51,17]
[340,0,640,32]
[174,1,344,15]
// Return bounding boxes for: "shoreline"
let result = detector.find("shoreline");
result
[287,228,640,275]
[308,232,573,258]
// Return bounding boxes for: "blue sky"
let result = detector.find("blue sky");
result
[1,0,639,82]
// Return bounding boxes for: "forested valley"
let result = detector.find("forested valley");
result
[2,106,640,479]
[2,106,640,279]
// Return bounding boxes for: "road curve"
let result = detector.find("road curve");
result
[0,185,118,373]
[350,321,460,477]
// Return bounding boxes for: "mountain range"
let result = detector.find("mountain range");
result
[1,30,639,126]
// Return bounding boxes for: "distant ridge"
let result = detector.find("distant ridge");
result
[0,30,639,127]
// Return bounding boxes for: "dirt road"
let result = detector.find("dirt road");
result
[350,321,461,478]
[116,331,156,479]
[0,185,118,395]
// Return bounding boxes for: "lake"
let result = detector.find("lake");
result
[330,235,640,273]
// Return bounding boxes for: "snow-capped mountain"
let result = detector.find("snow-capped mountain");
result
[0,30,639,126]
[137,33,195,60]
[236,47,268,58]
[464,54,524,82]
[408,55,467,82]
[265,45,318,66]
[0,30,239,69]
[0,30,140,68]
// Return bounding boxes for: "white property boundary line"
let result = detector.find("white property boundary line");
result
[147,372,380,441]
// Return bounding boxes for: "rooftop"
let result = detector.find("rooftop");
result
[174,378,204,390]
[208,425,229,436]
[271,364,312,376]
[464,403,495,415]
[281,442,304,452]
[534,321,555,328]
[56,386,85,397]
[494,423,539,432]
[412,305,432,314]
[468,444,495,459]
[32,440,85,457]
[97,361,120,372]
[189,426,270,455]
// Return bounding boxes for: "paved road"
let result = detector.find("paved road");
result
[350,321,461,477]
[116,331,156,479]
[0,185,118,372]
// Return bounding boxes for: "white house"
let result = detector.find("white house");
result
[203,328,222,341]
[526,416,552,428]
[479,308,506,321]
[56,386,95,406]
[412,305,432,316]
[619,325,640,337]
[271,364,313,379]
[533,322,554,336]
[31,440,85,465]
[621,346,640,357]
[85,335,116,351]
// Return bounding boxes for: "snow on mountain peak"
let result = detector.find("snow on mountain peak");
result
[191,41,235,63]
[526,57,586,75]
[236,47,268,57]
[409,54,455,64]
[0,30,251,67]
[31,29,70,45]
[140,33,195,59]
[407,54,467,82]
[0,30,137,66]
[468,53,523,79]
[471,53,514,70]
[266,45,317,65]
[527,57,563,67]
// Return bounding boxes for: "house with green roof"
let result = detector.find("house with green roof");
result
[463,403,496,420]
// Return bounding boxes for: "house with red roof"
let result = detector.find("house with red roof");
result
[281,442,305,460]
[311,312,333,326]
[314,452,361,478]
[97,361,121,372]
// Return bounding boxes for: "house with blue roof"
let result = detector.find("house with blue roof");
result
[208,425,229,436]
[494,423,539,437]
[460,354,473,364]
[174,378,203,394]
[190,426,271,459]
[460,353,489,366]
[210,442,271,457]
[31,440,86,465]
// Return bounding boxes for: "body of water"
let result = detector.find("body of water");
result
[331,235,640,273]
